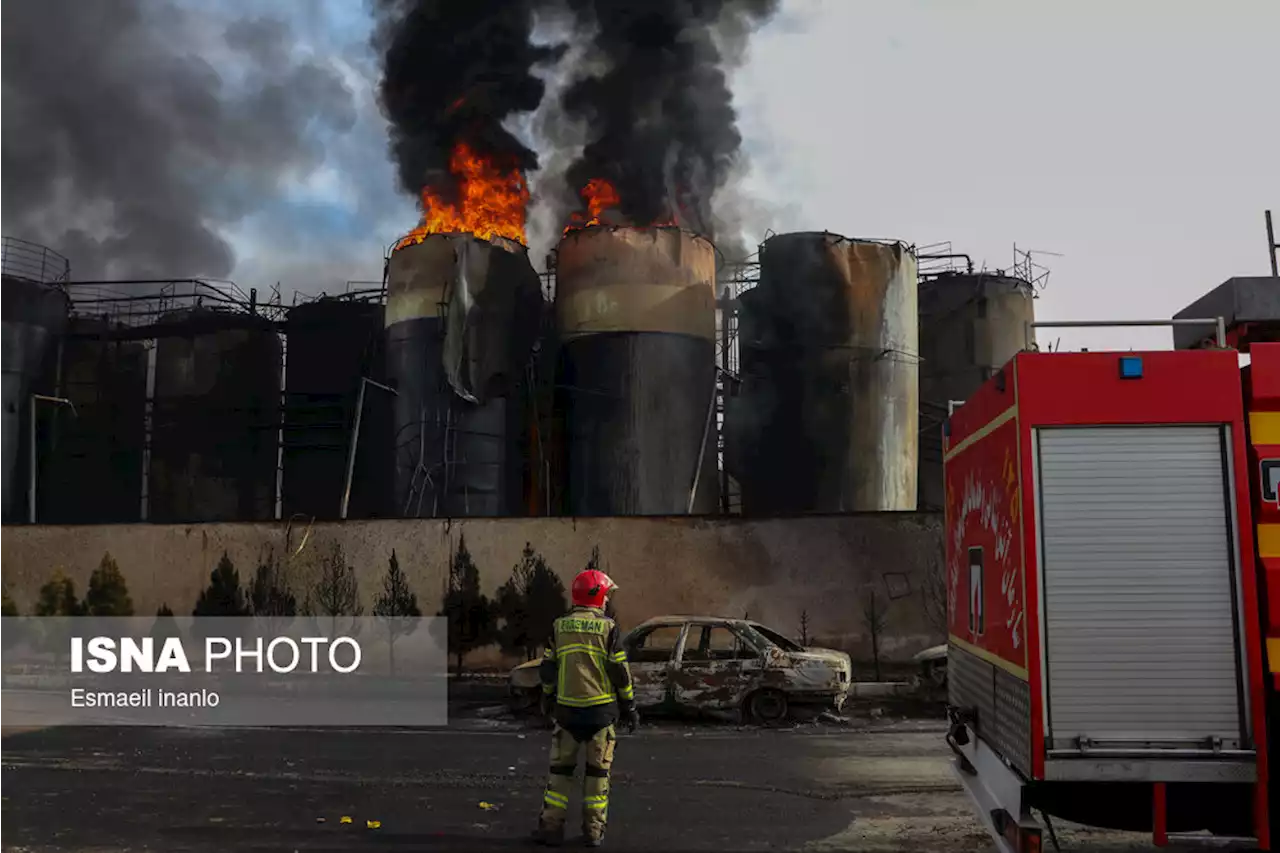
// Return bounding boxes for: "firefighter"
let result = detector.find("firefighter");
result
[531,568,639,848]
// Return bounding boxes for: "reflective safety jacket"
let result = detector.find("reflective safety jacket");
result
[539,606,636,730]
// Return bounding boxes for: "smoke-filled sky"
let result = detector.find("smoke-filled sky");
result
[2,0,1276,351]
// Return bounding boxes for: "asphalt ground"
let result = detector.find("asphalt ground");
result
[0,699,1248,852]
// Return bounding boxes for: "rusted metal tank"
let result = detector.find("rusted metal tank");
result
[282,295,389,520]
[40,317,148,523]
[732,232,918,513]
[555,226,718,516]
[384,233,542,518]
[148,308,282,522]
[0,235,68,522]
[917,272,1035,511]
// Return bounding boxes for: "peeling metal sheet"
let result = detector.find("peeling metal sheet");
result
[440,235,543,406]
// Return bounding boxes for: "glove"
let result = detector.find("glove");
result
[623,707,640,734]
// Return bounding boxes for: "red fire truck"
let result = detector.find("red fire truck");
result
[944,277,1280,851]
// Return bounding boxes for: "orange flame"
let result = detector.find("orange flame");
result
[563,177,676,234]
[396,141,529,250]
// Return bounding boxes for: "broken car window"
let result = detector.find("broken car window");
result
[628,625,683,663]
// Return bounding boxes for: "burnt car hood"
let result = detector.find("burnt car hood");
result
[773,647,852,692]
[789,648,852,670]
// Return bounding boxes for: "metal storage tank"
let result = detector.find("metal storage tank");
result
[733,232,918,514]
[281,296,388,519]
[39,317,148,523]
[385,234,542,518]
[917,272,1035,511]
[148,308,282,522]
[1,238,70,522]
[555,226,718,516]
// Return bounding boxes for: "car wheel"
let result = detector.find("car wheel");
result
[747,689,788,724]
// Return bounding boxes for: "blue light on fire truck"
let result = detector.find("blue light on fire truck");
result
[1118,356,1144,379]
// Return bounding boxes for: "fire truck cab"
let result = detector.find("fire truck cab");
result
[943,275,1280,851]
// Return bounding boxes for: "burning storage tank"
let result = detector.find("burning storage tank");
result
[730,232,918,514]
[555,226,718,516]
[385,233,543,518]
[1,258,69,522]
[917,272,1035,511]
[39,317,149,523]
[148,308,282,522]
[281,296,389,520]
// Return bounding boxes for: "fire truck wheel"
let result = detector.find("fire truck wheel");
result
[747,689,788,724]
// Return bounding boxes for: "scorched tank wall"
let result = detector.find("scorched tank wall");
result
[0,276,68,522]
[148,309,281,523]
[735,232,918,514]
[917,272,1034,511]
[555,226,718,516]
[384,234,538,518]
[40,318,148,523]
[282,298,388,519]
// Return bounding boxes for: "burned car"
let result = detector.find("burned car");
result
[509,616,852,722]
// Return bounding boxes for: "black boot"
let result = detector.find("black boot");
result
[583,825,605,848]
[530,822,564,847]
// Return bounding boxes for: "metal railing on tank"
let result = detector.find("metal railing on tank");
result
[291,281,386,306]
[62,278,264,328]
[1,236,70,285]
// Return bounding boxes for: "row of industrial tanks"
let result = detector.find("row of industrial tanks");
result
[0,227,1035,526]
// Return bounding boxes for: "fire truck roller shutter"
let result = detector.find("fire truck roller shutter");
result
[1036,425,1249,752]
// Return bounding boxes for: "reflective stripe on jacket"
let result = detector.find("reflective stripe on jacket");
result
[540,606,635,711]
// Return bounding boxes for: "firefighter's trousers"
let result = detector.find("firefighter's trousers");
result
[539,723,616,837]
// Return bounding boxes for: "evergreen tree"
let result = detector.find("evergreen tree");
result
[35,571,83,616]
[495,543,566,661]
[248,548,297,618]
[311,542,362,635]
[2,585,17,617]
[437,534,494,673]
[2,585,19,654]
[83,552,134,616]
[34,571,82,664]
[193,553,250,617]
[148,603,184,646]
[373,550,422,674]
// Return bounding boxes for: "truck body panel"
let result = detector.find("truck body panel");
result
[945,347,1271,846]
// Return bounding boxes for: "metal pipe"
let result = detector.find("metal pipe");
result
[688,369,720,515]
[1028,317,1227,349]
[28,394,77,524]
[340,377,397,520]
[1267,210,1278,277]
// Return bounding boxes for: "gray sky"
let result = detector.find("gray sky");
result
[729,0,1279,352]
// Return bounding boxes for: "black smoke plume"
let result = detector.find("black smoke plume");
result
[371,1,559,207]
[556,0,779,239]
[1,0,357,281]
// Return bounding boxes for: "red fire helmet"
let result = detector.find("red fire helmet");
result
[571,569,618,609]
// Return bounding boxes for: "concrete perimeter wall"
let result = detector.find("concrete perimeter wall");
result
[0,513,944,667]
